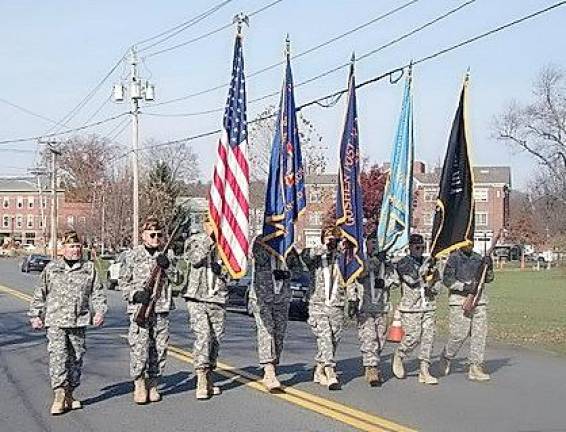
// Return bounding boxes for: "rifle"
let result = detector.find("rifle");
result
[134,218,187,326]
[462,230,502,316]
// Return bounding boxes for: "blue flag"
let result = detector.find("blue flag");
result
[261,44,306,260]
[377,73,414,253]
[336,59,365,284]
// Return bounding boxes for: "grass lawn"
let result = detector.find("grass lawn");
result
[393,268,566,355]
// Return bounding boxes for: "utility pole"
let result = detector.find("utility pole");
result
[112,47,155,248]
[28,164,48,254]
[47,142,61,259]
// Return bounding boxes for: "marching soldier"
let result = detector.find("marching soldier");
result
[391,234,440,385]
[184,217,229,400]
[440,244,494,381]
[302,227,346,390]
[249,238,302,392]
[349,237,393,387]
[28,230,107,415]
[120,216,174,405]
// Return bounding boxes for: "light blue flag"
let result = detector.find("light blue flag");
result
[377,72,414,253]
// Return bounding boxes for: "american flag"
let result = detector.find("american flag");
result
[208,34,249,279]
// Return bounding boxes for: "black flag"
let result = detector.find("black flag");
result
[430,76,474,258]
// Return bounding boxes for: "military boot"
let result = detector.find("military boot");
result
[439,355,451,376]
[133,377,148,404]
[206,369,221,396]
[147,378,162,402]
[313,363,327,386]
[392,352,405,379]
[262,363,282,392]
[364,366,381,387]
[324,366,340,390]
[196,369,210,400]
[64,387,82,410]
[50,388,66,415]
[418,361,439,385]
[468,363,491,382]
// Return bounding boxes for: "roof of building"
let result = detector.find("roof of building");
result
[414,166,511,187]
[305,174,337,185]
[0,177,54,193]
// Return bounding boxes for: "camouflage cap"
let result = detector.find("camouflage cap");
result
[62,230,81,245]
[409,233,425,246]
[142,216,162,231]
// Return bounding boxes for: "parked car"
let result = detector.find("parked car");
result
[226,272,310,320]
[21,254,51,273]
[289,273,310,320]
[227,275,253,315]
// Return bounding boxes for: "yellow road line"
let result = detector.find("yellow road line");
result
[2,284,416,432]
[0,284,33,302]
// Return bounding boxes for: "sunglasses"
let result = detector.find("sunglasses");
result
[148,232,163,239]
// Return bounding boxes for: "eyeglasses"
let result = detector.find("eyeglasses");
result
[148,232,163,239]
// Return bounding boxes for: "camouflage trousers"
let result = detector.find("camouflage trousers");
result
[396,310,436,363]
[308,304,344,367]
[187,301,226,370]
[128,313,169,379]
[251,298,290,365]
[46,326,86,390]
[444,304,487,364]
[357,313,387,367]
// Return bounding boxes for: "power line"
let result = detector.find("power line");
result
[0,113,129,146]
[122,0,566,158]
[142,0,285,59]
[137,0,235,52]
[147,0,423,108]
[0,97,73,130]
[144,0,477,117]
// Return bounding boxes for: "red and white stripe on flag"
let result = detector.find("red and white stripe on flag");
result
[209,129,250,278]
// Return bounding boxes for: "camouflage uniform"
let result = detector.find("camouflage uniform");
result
[352,257,394,367]
[249,241,302,366]
[442,249,494,365]
[394,255,438,363]
[120,245,176,379]
[28,259,106,390]
[184,232,229,370]
[302,247,345,367]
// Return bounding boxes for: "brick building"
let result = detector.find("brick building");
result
[412,164,511,254]
[0,177,91,247]
[178,164,511,253]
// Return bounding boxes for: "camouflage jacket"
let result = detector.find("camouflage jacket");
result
[443,249,494,306]
[301,246,346,308]
[29,259,107,328]
[395,255,438,312]
[120,245,176,314]
[249,241,302,304]
[351,256,395,314]
[183,232,229,304]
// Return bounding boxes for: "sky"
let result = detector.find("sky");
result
[0,0,564,190]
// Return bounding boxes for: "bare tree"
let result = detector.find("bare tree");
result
[494,64,566,247]
[247,106,328,181]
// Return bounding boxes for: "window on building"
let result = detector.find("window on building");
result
[3,197,9,209]
[17,197,23,209]
[475,212,488,226]
[2,215,9,228]
[309,211,322,226]
[67,216,75,227]
[39,217,44,228]
[27,214,34,229]
[309,188,322,204]
[28,197,35,208]
[473,188,489,202]
[423,188,438,202]
[424,211,435,226]
[42,198,48,208]
[16,215,23,229]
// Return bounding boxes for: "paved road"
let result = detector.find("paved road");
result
[1,257,565,432]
